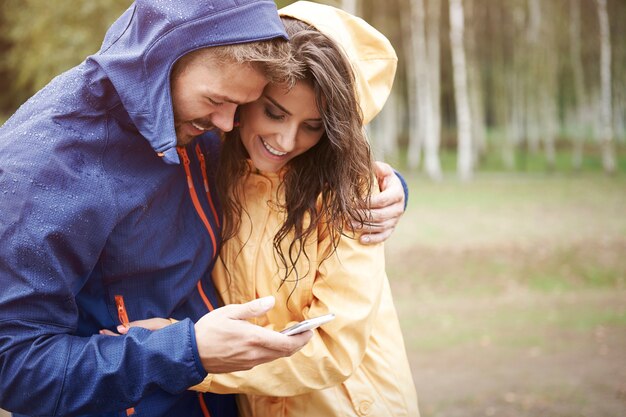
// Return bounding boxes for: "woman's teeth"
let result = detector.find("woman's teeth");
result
[262,139,287,156]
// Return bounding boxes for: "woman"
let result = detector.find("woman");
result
[117,2,418,416]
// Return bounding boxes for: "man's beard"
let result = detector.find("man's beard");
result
[175,119,216,146]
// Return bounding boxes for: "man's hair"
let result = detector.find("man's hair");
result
[171,37,294,84]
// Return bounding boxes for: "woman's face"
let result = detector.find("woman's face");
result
[238,81,324,173]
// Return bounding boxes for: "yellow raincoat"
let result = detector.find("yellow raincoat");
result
[193,2,418,416]
[193,170,419,417]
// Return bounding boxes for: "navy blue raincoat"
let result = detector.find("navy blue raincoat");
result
[0,1,287,416]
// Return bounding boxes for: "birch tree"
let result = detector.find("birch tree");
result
[614,1,626,143]
[539,1,558,171]
[615,84,626,144]
[402,0,422,170]
[569,0,587,170]
[525,0,542,155]
[366,0,400,161]
[495,2,519,170]
[595,0,616,174]
[406,0,442,180]
[465,0,486,167]
[340,0,359,16]
[369,86,400,161]
[426,0,443,179]
[449,0,473,180]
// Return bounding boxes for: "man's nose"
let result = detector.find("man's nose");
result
[276,127,297,152]
[211,103,238,132]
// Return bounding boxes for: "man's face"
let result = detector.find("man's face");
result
[170,55,268,146]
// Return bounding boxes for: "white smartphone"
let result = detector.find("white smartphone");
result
[280,313,336,336]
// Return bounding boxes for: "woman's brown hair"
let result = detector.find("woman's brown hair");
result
[216,17,374,287]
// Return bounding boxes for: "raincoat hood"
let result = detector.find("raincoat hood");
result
[279,1,397,125]
[89,0,287,163]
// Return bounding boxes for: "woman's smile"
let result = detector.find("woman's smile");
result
[260,137,288,157]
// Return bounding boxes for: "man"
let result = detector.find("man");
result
[0,1,406,416]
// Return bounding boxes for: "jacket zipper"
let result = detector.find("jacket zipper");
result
[198,393,212,417]
[177,147,218,313]
[114,295,130,328]
[195,143,221,228]
[178,147,219,416]
[177,147,217,258]
[114,295,136,416]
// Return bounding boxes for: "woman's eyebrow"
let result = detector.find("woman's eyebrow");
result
[264,95,292,116]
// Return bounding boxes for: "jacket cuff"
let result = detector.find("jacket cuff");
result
[394,170,409,211]
[187,319,208,379]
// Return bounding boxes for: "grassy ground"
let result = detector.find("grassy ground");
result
[386,172,626,417]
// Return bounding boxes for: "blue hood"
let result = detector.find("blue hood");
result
[87,0,287,163]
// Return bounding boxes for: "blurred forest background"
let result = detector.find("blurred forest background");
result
[1,0,625,175]
[1,1,625,416]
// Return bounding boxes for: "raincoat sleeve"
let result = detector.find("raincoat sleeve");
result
[193,230,386,396]
[0,160,206,415]
[395,170,410,211]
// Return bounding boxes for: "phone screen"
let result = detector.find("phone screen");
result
[280,313,336,336]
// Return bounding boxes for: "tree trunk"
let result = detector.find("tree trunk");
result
[406,0,442,179]
[363,0,399,161]
[449,0,473,181]
[541,2,558,171]
[340,0,359,15]
[381,90,400,159]
[570,0,587,171]
[369,87,400,161]
[425,0,443,180]
[500,2,520,170]
[403,0,423,171]
[465,0,486,168]
[505,69,523,170]
[540,86,557,171]
[615,82,626,143]
[525,0,541,155]
[596,0,616,174]
[407,0,441,179]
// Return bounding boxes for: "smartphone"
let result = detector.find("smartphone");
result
[280,313,336,336]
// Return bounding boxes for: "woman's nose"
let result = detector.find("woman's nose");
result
[276,127,297,152]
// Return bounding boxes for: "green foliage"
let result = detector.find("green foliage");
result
[0,0,131,112]
[275,0,296,8]
[428,134,626,174]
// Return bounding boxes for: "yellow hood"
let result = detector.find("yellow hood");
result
[279,1,398,125]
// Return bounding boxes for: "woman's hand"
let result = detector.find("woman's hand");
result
[99,317,173,336]
[355,161,406,244]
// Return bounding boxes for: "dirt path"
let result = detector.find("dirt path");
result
[402,290,626,417]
